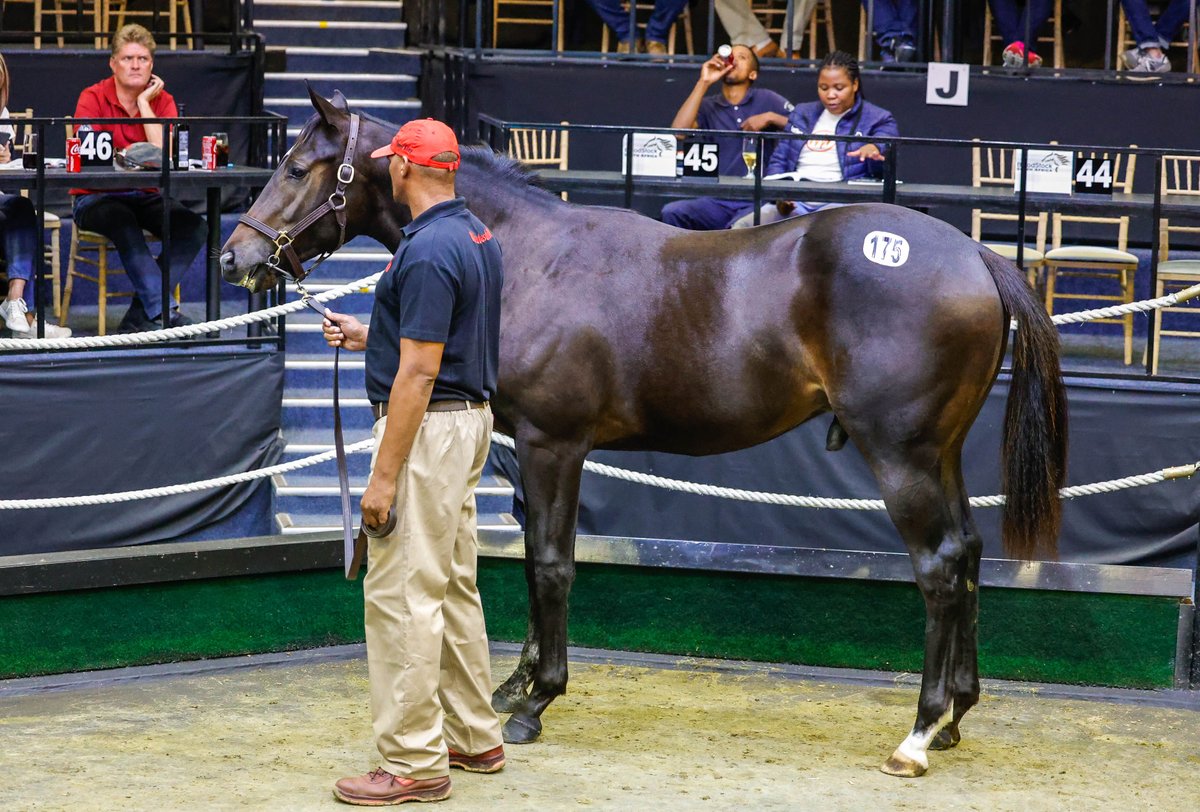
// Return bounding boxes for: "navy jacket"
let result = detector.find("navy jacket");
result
[764,97,899,181]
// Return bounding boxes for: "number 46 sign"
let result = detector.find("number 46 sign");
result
[77,128,114,168]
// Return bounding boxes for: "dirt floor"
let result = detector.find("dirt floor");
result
[1,649,1198,811]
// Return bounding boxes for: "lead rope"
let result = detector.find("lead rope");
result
[295,280,364,579]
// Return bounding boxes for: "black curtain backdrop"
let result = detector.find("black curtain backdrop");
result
[492,376,1200,569]
[0,350,283,555]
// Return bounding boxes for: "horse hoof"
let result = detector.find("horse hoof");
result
[929,725,961,751]
[502,713,542,744]
[880,749,928,778]
[491,689,526,715]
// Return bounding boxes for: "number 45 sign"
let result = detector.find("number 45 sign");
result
[1074,157,1114,195]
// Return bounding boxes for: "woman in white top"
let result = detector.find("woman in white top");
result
[732,51,899,228]
[0,54,70,336]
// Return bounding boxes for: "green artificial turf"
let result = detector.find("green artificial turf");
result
[0,559,1181,689]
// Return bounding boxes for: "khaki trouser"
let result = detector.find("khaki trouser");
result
[714,0,818,51]
[364,404,503,780]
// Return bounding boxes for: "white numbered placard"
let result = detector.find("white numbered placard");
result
[863,231,910,267]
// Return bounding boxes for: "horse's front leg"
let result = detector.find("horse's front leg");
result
[491,604,537,713]
[500,433,589,744]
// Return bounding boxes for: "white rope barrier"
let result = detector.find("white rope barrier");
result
[488,433,1198,510]
[1049,283,1200,326]
[0,273,383,351]
[0,440,376,510]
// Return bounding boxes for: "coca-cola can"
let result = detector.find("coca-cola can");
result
[66,138,82,173]
[202,136,218,170]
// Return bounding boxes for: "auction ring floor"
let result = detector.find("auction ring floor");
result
[1,645,1197,810]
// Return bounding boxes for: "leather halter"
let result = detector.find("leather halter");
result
[238,113,362,285]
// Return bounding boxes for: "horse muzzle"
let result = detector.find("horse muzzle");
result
[218,248,274,292]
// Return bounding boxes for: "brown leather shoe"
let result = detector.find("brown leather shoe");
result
[448,744,506,774]
[646,40,668,56]
[754,41,782,59]
[333,769,451,805]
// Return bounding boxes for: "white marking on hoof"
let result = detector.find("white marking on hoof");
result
[881,702,953,778]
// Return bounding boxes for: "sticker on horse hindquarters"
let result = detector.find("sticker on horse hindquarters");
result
[863,231,910,267]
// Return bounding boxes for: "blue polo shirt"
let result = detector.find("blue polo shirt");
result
[365,197,503,405]
[696,87,793,176]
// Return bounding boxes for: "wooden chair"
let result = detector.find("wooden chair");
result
[59,121,171,335]
[970,139,1048,288]
[600,2,694,55]
[493,0,565,51]
[1149,155,1200,374]
[507,122,569,199]
[108,0,194,49]
[1117,4,1199,73]
[2,0,104,49]
[7,109,63,318]
[982,0,1065,69]
[751,0,835,59]
[1042,147,1139,365]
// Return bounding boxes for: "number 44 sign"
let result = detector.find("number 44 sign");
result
[1073,157,1114,195]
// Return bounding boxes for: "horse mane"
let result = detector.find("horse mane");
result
[458,146,560,203]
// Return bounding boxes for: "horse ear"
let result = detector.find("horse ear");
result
[308,84,346,127]
[331,90,350,112]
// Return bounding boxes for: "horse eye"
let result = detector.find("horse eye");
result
[287,165,308,180]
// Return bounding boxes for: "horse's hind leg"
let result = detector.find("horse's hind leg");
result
[500,433,589,744]
[859,443,982,778]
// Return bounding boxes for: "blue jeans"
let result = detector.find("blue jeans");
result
[0,193,40,309]
[73,191,206,319]
[661,197,753,230]
[1121,0,1192,49]
[862,0,918,45]
[583,0,690,44]
[988,0,1055,46]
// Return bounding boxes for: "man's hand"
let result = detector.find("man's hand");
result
[138,75,165,106]
[699,55,732,85]
[775,200,796,216]
[360,473,396,529]
[323,309,368,351]
[741,112,787,132]
[847,143,884,162]
[0,142,10,164]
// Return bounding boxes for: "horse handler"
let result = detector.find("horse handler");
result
[322,118,506,805]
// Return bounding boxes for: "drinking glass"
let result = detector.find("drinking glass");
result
[22,131,39,170]
[741,136,758,178]
[214,131,230,167]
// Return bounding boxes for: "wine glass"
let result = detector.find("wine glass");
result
[742,136,758,178]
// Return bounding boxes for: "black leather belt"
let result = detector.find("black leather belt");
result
[372,400,487,420]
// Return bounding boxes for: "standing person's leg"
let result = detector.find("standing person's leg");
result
[646,0,690,47]
[714,0,773,53]
[73,193,164,322]
[439,405,505,762]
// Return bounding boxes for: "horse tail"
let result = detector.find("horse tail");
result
[979,248,1068,561]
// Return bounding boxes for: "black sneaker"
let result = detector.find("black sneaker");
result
[116,298,157,333]
[169,309,193,328]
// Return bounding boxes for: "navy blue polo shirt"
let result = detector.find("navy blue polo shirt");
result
[365,197,503,405]
[696,87,793,176]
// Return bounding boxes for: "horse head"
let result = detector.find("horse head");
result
[219,88,401,293]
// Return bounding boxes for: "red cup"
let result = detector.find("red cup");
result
[202,136,218,170]
[66,138,81,173]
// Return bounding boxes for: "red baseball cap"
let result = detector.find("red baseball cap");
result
[369,118,461,169]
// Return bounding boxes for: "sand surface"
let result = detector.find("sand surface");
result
[1,651,1198,810]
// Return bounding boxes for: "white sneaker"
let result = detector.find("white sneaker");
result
[0,298,31,333]
[34,322,73,339]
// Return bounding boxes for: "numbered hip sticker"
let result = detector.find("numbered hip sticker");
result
[863,231,909,267]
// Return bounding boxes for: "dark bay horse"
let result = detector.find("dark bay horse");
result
[220,92,1067,777]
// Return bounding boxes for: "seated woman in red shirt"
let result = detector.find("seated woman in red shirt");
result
[72,24,205,332]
